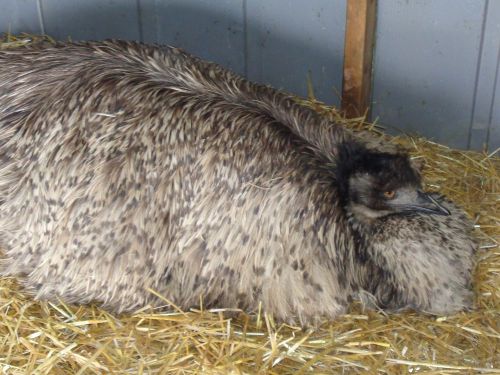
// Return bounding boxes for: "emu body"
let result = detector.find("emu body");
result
[0,41,475,325]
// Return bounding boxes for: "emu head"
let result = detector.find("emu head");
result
[336,141,450,224]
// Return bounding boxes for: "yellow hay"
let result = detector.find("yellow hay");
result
[0,33,498,374]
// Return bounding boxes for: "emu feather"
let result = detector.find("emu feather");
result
[0,40,476,325]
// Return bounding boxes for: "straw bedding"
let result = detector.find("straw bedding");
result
[0,34,498,374]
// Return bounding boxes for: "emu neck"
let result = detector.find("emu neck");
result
[347,202,391,227]
[343,205,385,289]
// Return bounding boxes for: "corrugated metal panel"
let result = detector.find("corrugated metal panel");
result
[371,0,486,150]
[138,0,246,75]
[40,0,141,40]
[0,0,42,35]
[245,0,346,106]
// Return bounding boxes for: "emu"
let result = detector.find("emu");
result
[0,40,476,325]
[336,142,475,315]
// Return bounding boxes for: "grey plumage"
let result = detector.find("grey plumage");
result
[351,194,475,314]
[0,40,476,325]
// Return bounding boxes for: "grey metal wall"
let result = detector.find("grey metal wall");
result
[1,0,499,151]
[372,0,500,151]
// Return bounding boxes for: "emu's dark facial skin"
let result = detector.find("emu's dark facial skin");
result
[336,141,450,223]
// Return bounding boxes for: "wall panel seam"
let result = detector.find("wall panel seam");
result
[467,0,489,149]
[136,0,144,42]
[486,45,500,147]
[36,0,46,35]
[242,0,248,78]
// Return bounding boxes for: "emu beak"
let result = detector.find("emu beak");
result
[407,191,451,216]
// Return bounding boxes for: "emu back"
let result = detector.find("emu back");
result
[0,41,476,325]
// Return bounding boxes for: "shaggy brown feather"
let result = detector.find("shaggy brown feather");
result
[0,40,476,325]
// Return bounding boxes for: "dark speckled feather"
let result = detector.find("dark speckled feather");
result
[0,40,476,326]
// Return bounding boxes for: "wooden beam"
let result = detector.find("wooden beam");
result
[341,0,377,118]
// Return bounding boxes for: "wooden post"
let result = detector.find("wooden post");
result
[341,0,377,118]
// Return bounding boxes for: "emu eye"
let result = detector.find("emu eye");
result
[383,190,396,199]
